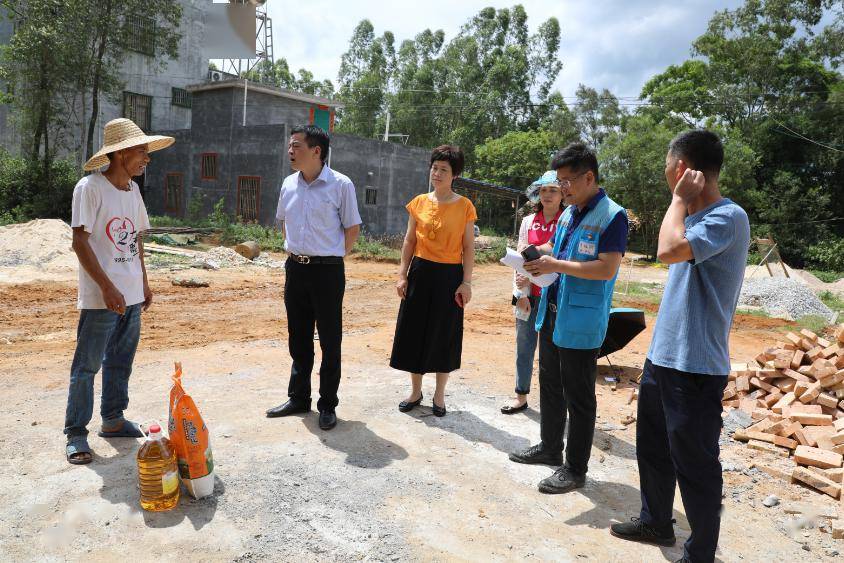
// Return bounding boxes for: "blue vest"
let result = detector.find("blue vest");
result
[535,195,626,350]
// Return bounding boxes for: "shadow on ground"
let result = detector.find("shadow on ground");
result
[303,417,409,469]
[89,437,222,530]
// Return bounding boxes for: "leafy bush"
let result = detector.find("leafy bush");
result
[809,270,844,283]
[0,151,77,222]
[220,223,285,252]
[148,215,191,227]
[475,236,508,264]
[353,235,401,261]
[806,238,844,273]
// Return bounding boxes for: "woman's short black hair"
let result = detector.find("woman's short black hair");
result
[291,125,330,163]
[430,144,464,177]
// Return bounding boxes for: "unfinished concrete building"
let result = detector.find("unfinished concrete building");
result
[144,79,433,235]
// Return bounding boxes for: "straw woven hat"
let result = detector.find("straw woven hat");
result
[83,118,175,171]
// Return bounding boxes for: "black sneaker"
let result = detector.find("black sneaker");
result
[610,517,676,547]
[538,466,586,494]
[508,443,562,466]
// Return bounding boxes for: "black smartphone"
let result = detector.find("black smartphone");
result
[521,244,541,262]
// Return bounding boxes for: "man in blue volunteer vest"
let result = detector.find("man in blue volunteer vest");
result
[611,130,749,563]
[510,142,628,494]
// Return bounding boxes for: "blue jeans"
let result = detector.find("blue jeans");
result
[64,304,142,439]
[514,296,539,394]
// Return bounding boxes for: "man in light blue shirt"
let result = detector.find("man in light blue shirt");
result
[611,130,749,563]
[266,125,361,431]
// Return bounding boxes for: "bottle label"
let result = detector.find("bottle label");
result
[162,469,179,495]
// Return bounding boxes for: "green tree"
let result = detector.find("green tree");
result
[573,85,623,149]
[336,5,564,162]
[336,20,395,138]
[639,0,843,266]
[600,114,675,259]
[473,129,575,188]
[0,0,182,165]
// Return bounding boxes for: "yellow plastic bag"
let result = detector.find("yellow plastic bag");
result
[168,362,215,498]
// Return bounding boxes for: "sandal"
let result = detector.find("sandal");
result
[66,438,93,465]
[98,419,145,438]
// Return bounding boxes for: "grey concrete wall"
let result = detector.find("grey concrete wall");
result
[146,124,431,235]
[329,134,431,235]
[145,124,288,224]
[96,0,208,142]
[143,129,193,217]
[145,85,433,235]
[191,87,320,134]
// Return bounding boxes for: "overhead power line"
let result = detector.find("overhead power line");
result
[768,116,844,153]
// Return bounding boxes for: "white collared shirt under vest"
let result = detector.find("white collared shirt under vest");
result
[275,165,362,257]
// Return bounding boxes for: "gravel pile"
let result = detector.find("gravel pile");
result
[188,247,286,270]
[739,277,835,322]
[252,252,285,269]
[193,246,253,269]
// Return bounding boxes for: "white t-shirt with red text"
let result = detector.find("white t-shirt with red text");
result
[70,172,150,309]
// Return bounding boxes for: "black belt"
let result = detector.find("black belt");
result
[290,253,343,265]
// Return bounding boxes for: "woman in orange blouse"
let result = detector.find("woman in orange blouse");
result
[390,145,477,417]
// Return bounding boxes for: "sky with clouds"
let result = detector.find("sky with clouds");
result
[263,0,747,100]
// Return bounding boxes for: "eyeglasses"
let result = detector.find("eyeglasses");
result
[556,171,589,189]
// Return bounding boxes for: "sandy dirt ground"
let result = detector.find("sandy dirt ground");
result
[1,258,842,562]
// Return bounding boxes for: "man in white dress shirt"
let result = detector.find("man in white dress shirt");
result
[266,125,362,430]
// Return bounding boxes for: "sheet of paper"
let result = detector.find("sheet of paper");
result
[500,247,558,288]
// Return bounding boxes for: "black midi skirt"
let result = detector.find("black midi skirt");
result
[389,257,464,374]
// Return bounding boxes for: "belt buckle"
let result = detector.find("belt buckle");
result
[297,254,310,264]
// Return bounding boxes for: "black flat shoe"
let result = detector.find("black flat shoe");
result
[432,400,446,417]
[266,399,311,418]
[318,410,337,430]
[399,393,423,413]
[500,402,528,414]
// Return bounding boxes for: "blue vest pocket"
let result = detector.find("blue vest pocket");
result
[562,292,604,336]
[568,292,603,308]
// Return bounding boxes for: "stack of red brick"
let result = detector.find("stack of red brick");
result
[726,324,844,500]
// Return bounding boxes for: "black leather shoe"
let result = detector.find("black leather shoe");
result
[508,443,562,465]
[399,394,423,412]
[500,402,528,414]
[538,466,586,494]
[319,410,337,430]
[265,399,311,418]
[610,517,676,547]
[432,400,446,417]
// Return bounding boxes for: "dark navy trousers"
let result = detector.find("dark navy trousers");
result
[636,359,727,563]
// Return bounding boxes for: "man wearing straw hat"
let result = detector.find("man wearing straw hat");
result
[64,118,174,465]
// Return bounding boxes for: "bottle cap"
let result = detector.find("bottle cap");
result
[149,424,161,434]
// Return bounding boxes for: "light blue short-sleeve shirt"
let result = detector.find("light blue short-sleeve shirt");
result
[647,198,750,375]
[275,165,362,257]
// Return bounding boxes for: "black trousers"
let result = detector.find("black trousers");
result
[538,308,600,475]
[283,258,345,412]
[637,359,727,563]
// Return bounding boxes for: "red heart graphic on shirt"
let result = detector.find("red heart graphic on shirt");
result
[105,217,136,253]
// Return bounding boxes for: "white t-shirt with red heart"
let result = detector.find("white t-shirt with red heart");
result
[70,172,151,309]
